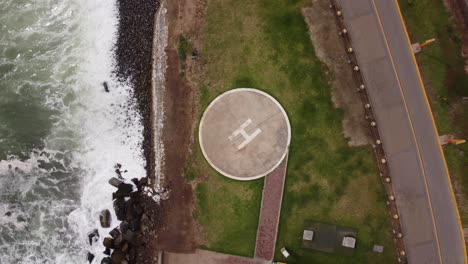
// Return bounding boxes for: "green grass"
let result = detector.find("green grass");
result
[177,34,190,61]
[185,0,396,262]
[398,0,468,223]
[177,35,191,75]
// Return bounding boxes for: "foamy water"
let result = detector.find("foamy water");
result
[0,0,145,263]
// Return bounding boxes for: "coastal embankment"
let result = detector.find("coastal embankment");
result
[111,0,200,262]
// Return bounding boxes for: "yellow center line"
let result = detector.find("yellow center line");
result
[369,0,443,262]
[392,0,468,262]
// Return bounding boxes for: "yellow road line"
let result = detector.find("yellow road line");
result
[369,0,443,262]
[392,0,468,262]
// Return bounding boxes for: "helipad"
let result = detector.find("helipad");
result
[199,88,291,181]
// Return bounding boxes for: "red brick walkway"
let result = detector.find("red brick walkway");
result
[254,155,288,260]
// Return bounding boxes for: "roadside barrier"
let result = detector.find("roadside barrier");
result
[329,1,408,262]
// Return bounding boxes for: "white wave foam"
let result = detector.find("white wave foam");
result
[1,0,146,262]
[151,0,168,190]
[65,0,146,262]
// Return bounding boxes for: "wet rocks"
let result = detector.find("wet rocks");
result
[114,0,161,177]
[103,81,110,92]
[109,177,124,188]
[100,209,112,228]
[87,229,100,245]
[87,252,95,263]
[113,183,134,199]
[103,237,115,249]
[103,168,154,264]
[113,198,126,221]
[101,257,112,264]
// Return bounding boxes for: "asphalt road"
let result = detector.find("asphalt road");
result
[337,0,466,263]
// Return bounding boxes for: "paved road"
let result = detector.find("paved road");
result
[337,0,466,263]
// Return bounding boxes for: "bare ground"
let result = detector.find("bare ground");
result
[152,0,203,253]
[302,0,371,146]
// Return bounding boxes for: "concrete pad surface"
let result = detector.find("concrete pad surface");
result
[199,88,291,180]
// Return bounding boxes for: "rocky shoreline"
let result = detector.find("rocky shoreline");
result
[114,0,160,177]
[105,0,166,263]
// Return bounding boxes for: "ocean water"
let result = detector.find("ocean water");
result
[0,0,145,263]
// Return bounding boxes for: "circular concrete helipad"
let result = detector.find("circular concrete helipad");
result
[199,88,291,181]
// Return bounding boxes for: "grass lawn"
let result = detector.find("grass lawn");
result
[398,0,468,223]
[184,0,396,262]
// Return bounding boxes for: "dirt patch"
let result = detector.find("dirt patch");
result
[152,0,205,253]
[444,0,468,73]
[302,1,370,146]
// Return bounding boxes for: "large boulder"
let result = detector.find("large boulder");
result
[119,221,129,234]
[103,237,115,249]
[111,248,126,263]
[129,218,140,232]
[112,183,133,199]
[113,198,126,221]
[109,177,123,188]
[124,200,136,222]
[103,247,111,256]
[86,252,95,263]
[123,229,137,245]
[109,227,121,239]
[114,233,125,248]
[87,229,99,245]
[101,257,112,264]
[100,209,112,228]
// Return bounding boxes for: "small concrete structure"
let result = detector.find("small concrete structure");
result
[302,221,357,256]
[342,236,356,249]
[303,230,314,241]
[373,244,384,253]
[199,88,291,180]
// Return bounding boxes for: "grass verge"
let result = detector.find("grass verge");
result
[398,0,468,223]
[185,0,396,262]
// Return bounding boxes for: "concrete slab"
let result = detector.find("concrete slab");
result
[199,88,291,180]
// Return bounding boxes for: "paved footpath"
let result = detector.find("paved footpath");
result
[164,156,288,264]
[337,0,466,263]
[254,155,288,260]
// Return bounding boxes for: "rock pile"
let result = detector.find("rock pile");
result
[113,0,161,176]
[99,176,148,264]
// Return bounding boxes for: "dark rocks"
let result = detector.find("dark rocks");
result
[103,247,111,256]
[109,227,121,239]
[129,218,140,232]
[101,257,112,264]
[114,0,160,178]
[103,81,110,92]
[87,252,95,263]
[4,211,12,217]
[138,177,148,188]
[87,229,100,245]
[100,209,112,228]
[123,229,137,245]
[109,177,124,188]
[103,237,115,249]
[113,198,126,221]
[111,248,126,263]
[114,233,125,248]
[131,178,139,187]
[113,183,134,199]
[120,221,130,234]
